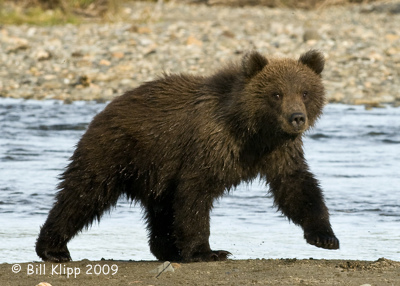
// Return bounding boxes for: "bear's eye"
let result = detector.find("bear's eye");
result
[272,93,281,100]
[302,91,308,98]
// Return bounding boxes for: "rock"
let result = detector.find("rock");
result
[149,261,175,277]
[171,263,181,269]
[36,282,52,286]
[303,29,320,42]
[385,33,399,42]
[221,30,235,38]
[36,50,52,61]
[327,92,345,103]
[112,52,125,59]
[99,59,111,66]
[129,25,152,34]
[186,35,203,46]
[76,75,91,87]
[6,37,29,53]
[71,51,84,57]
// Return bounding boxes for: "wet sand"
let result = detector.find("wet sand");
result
[1,258,399,285]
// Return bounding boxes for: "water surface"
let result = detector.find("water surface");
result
[0,98,399,263]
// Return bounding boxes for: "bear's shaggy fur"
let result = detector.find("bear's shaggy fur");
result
[36,50,339,262]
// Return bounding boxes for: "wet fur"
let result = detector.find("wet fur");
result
[36,50,339,263]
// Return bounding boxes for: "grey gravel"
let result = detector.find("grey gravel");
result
[1,1,400,106]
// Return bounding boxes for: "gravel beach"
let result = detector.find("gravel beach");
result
[1,1,400,106]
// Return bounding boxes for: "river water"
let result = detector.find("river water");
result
[0,98,399,263]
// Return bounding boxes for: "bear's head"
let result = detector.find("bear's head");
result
[239,50,326,136]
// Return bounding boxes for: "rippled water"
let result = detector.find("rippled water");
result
[0,98,399,263]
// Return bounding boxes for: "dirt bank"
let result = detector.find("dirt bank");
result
[1,258,399,285]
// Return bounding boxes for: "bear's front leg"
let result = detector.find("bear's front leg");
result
[266,140,339,250]
[172,185,231,262]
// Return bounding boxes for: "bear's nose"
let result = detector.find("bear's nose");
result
[289,113,306,128]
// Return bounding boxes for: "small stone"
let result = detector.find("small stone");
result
[36,50,52,61]
[149,261,175,276]
[137,26,152,34]
[43,74,57,81]
[171,263,181,269]
[7,38,29,53]
[385,34,399,42]
[221,30,235,38]
[112,52,124,59]
[353,99,381,107]
[71,51,84,57]
[303,29,320,42]
[129,25,152,34]
[104,88,114,97]
[99,59,111,66]
[120,78,135,86]
[186,36,203,46]
[29,67,41,76]
[368,52,383,62]
[385,47,398,56]
[77,75,91,87]
[36,283,52,286]
[75,59,92,68]
[40,80,63,89]
[144,46,157,56]
[328,92,345,103]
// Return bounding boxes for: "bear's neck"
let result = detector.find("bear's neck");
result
[237,129,300,165]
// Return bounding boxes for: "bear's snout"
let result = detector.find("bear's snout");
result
[289,113,306,129]
[281,112,308,134]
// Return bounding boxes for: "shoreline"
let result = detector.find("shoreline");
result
[1,94,399,108]
[2,258,400,285]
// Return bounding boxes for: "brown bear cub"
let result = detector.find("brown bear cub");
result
[36,50,339,263]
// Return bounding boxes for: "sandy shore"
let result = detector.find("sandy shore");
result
[1,258,400,285]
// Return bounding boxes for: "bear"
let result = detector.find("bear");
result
[36,50,339,263]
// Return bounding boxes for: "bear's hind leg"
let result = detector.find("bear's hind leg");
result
[145,195,181,261]
[172,185,231,262]
[145,184,230,262]
[36,173,121,262]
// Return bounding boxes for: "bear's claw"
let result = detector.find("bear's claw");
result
[305,233,339,250]
[212,250,231,261]
[36,243,72,262]
[42,251,72,262]
[187,250,232,262]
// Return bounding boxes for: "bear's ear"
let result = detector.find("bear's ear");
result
[299,50,325,75]
[242,51,268,79]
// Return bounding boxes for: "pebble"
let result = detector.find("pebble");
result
[0,1,400,106]
[149,261,175,277]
